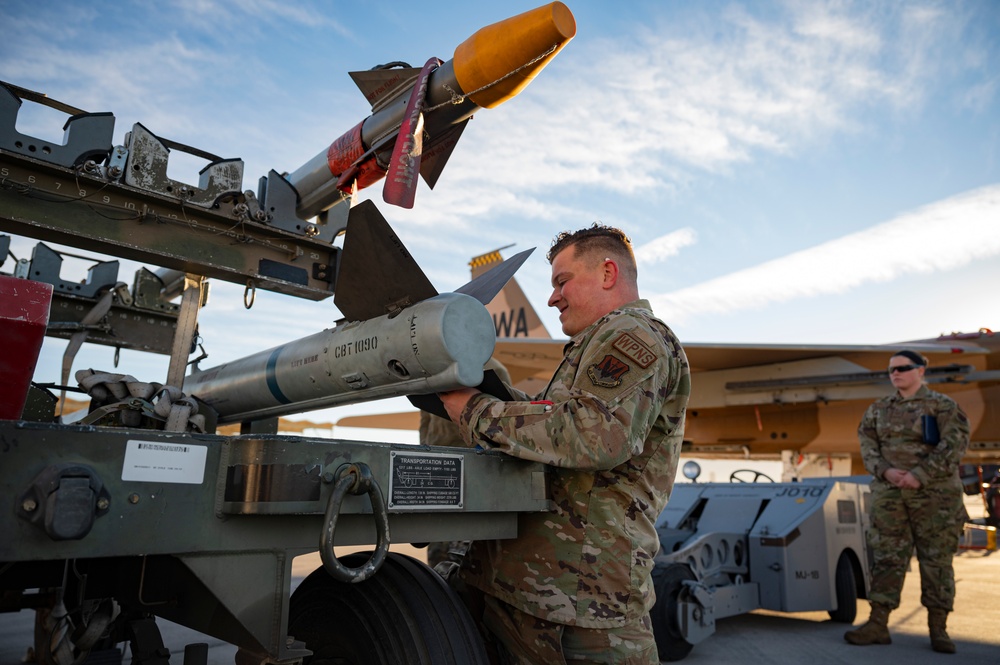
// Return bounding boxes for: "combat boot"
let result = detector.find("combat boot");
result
[844,603,892,645]
[928,608,956,654]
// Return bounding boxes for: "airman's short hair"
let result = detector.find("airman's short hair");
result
[547,223,637,283]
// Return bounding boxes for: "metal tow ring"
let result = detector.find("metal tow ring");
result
[319,463,390,583]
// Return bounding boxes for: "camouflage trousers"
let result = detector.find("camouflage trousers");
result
[867,485,967,611]
[451,578,658,665]
[427,540,470,569]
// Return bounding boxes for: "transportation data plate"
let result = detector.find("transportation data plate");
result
[388,451,463,510]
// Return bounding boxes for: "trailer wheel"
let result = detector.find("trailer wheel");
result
[651,563,696,662]
[287,551,488,665]
[828,552,857,623]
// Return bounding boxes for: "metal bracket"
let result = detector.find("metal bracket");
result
[123,123,243,209]
[677,583,716,645]
[257,169,347,242]
[27,242,120,298]
[0,81,115,168]
[133,267,180,314]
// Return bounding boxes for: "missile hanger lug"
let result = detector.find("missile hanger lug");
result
[387,359,409,378]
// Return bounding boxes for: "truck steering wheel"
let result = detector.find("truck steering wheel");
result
[729,469,775,483]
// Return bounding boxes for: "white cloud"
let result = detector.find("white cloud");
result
[649,183,1000,321]
[427,0,983,228]
[175,0,353,37]
[634,229,698,266]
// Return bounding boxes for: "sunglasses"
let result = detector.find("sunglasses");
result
[888,364,921,374]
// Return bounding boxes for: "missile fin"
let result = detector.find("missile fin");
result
[334,200,437,322]
[419,119,468,190]
[349,67,422,113]
[454,247,534,306]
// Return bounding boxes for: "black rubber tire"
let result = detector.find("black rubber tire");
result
[650,563,697,662]
[287,551,488,665]
[828,552,857,623]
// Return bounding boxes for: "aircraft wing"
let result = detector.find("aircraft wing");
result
[493,338,564,386]
[493,334,996,400]
[683,337,995,408]
[683,338,992,372]
[489,332,1000,472]
[336,410,420,431]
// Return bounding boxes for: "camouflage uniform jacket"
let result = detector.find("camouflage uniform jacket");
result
[858,385,970,492]
[419,411,465,447]
[419,359,513,449]
[456,299,691,628]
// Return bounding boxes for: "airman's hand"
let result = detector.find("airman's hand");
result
[896,470,922,489]
[438,388,480,424]
[884,467,921,489]
[883,468,907,486]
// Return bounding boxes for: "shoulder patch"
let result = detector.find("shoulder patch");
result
[588,354,630,388]
[612,332,657,369]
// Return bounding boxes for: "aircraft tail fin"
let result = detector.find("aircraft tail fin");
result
[471,247,550,339]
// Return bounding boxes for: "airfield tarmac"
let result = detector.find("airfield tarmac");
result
[3,490,998,664]
[1,546,997,665]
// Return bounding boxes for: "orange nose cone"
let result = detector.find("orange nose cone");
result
[453,2,576,109]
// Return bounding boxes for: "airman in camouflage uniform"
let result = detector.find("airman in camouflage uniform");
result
[439,224,690,664]
[845,350,969,654]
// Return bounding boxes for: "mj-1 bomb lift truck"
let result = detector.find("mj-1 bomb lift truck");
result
[650,464,872,661]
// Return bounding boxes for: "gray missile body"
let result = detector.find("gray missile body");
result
[184,292,494,423]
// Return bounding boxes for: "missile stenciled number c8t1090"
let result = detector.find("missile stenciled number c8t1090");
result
[183,292,495,424]
[288,1,576,215]
[183,200,535,424]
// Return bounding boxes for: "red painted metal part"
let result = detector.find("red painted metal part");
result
[0,275,53,419]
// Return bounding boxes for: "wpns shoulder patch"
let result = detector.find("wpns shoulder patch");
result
[588,354,630,388]
[612,332,657,369]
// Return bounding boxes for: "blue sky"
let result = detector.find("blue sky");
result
[2,0,998,434]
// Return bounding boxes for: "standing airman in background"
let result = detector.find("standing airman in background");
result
[845,350,969,653]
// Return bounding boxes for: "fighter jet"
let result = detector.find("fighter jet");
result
[338,249,1000,478]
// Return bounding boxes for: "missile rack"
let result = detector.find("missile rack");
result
[0,80,549,664]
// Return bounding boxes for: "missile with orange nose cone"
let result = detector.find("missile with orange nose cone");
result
[286,2,576,216]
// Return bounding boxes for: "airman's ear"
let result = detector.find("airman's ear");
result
[602,258,619,290]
